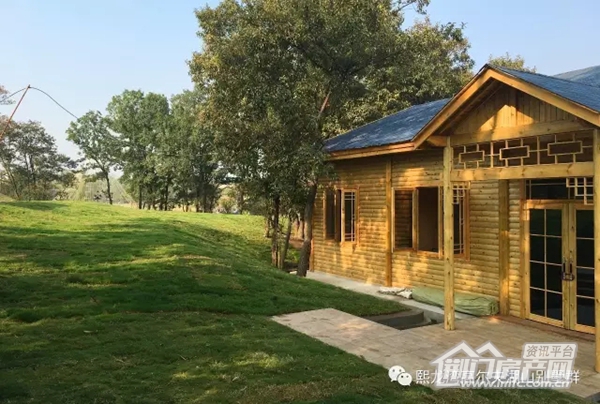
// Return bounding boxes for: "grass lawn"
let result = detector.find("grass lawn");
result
[0,202,585,403]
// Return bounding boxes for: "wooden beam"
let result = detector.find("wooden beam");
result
[385,157,393,286]
[443,145,455,330]
[327,142,414,161]
[425,135,448,147]
[593,128,600,372]
[452,162,594,182]
[451,121,592,146]
[498,180,510,315]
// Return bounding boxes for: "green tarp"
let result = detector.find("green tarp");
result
[412,286,499,316]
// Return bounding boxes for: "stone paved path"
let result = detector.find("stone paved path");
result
[272,308,600,399]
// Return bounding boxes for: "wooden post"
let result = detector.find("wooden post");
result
[443,145,455,330]
[593,128,600,372]
[385,157,393,286]
[499,180,510,315]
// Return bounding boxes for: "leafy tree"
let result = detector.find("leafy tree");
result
[107,90,171,209]
[190,0,473,273]
[170,89,224,212]
[488,52,536,72]
[67,111,119,204]
[0,120,76,200]
[0,84,13,105]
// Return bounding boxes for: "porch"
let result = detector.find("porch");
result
[273,307,600,399]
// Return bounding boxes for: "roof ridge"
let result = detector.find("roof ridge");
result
[496,65,600,90]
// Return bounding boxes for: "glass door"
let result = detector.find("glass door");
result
[568,205,595,332]
[527,202,595,333]
[527,203,568,327]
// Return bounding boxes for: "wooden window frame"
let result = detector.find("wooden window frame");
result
[323,187,336,240]
[392,188,415,252]
[341,188,359,246]
[393,186,469,260]
[323,187,358,246]
[453,188,470,260]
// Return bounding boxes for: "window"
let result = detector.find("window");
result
[324,189,336,239]
[392,186,469,256]
[343,190,357,243]
[417,187,440,253]
[323,188,347,243]
[394,190,413,249]
[453,188,468,256]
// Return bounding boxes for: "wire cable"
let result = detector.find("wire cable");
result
[30,87,79,120]
[1,87,28,103]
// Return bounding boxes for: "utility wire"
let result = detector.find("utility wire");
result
[2,85,80,120]
[30,87,79,120]
[1,87,28,103]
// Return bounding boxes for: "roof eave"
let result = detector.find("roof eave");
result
[326,141,416,161]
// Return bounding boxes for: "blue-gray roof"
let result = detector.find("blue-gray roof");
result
[554,65,600,87]
[326,64,600,153]
[325,98,449,152]
[496,66,600,113]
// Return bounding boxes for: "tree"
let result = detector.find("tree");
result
[0,84,13,105]
[0,120,76,200]
[106,90,171,209]
[190,0,473,274]
[488,52,536,72]
[171,89,224,213]
[67,111,119,204]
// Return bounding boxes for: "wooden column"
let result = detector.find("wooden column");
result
[593,128,600,372]
[385,157,393,286]
[498,180,510,315]
[443,145,455,330]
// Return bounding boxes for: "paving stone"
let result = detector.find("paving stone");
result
[272,308,597,398]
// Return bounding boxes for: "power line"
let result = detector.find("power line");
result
[1,87,28,102]
[30,87,79,120]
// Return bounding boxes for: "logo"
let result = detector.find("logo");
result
[427,341,578,389]
[388,365,413,386]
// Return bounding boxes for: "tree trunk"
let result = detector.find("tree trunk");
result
[163,182,169,211]
[279,213,293,270]
[297,184,317,277]
[271,196,280,267]
[264,216,271,238]
[105,172,113,205]
[138,187,143,209]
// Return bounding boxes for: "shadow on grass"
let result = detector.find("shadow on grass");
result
[1,201,70,212]
[0,202,586,403]
[0,215,403,323]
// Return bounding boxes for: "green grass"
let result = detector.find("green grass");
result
[0,202,585,403]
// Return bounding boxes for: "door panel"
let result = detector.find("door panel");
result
[572,207,595,331]
[527,206,566,326]
[527,203,595,333]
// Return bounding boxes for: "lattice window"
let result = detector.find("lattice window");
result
[343,190,357,243]
[453,131,593,170]
[525,178,593,204]
[566,177,594,205]
[452,184,469,256]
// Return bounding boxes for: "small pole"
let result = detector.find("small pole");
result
[0,85,31,140]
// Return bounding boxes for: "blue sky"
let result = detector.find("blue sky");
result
[1,0,599,158]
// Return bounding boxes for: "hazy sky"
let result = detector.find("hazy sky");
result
[1,0,599,159]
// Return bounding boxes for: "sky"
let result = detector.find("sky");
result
[1,0,599,159]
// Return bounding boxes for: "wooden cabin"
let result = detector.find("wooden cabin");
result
[311,64,600,371]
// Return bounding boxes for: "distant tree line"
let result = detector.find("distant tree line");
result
[66,88,226,212]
